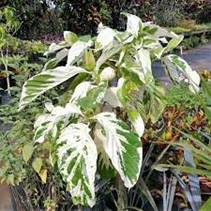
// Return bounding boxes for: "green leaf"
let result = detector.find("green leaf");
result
[32,158,43,174]
[19,66,88,110]
[200,198,211,211]
[39,169,47,183]
[95,112,142,188]
[84,50,96,70]
[22,143,34,162]
[78,82,107,111]
[201,80,211,122]
[57,123,97,207]
[144,82,166,123]
[6,174,15,186]
[165,35,184,52]
[64,31,78,44]
[156,164,211,177]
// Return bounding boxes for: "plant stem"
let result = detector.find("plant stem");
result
[1,50,11,96]
[116,176,127,211]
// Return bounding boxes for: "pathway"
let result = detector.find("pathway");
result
[183,43,211,71]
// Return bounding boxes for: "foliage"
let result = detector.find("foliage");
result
[0,6,20,95]
[140,82,210,210]
[16,13,202,209]
[2,0,211,39]
[6,0,63,40]
[153,0,186,27]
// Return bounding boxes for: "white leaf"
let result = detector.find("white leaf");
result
[94,125,115,174]
[67,40,93,65]
[57,123,97,207]
[19,66,88,110]
[128,110,145,137]
[96,25,116,50]
[123,13,142,37]
[95,112,142,188]
[104,87,122,107]
[136,48,152,78]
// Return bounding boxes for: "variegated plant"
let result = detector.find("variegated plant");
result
[19,13,200,207]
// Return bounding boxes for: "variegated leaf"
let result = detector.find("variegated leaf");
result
[165,35,184,52]
[103,78,125,107]
[78,82,107,111]
[136,48,153,81]
[67,40,93,65]
[64,31,78,44]
[44,42,69,56]
[19,66,88,110]
[96,41,122,70]
[57,123,97,207]
[94,125,116,179]
[163,54,200,93]
[95,112,142,188]
[128,110,145,137]
[143,22,177,38]
[34,103,81,143]
[70,81,95,104]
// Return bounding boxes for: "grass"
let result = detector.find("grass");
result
[168,22,211,34]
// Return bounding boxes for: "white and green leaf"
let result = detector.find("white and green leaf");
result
[19,66,88,110]
[70,81,95,104]
[78,82,107,111]
[64,31,78,44]
[57,123,97,207]
[163,54,200,93]
[34,103,81,143]
[128,109,145,137]
[95,112,142,188]
[136,48,153,82]
[94,125,116,179]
